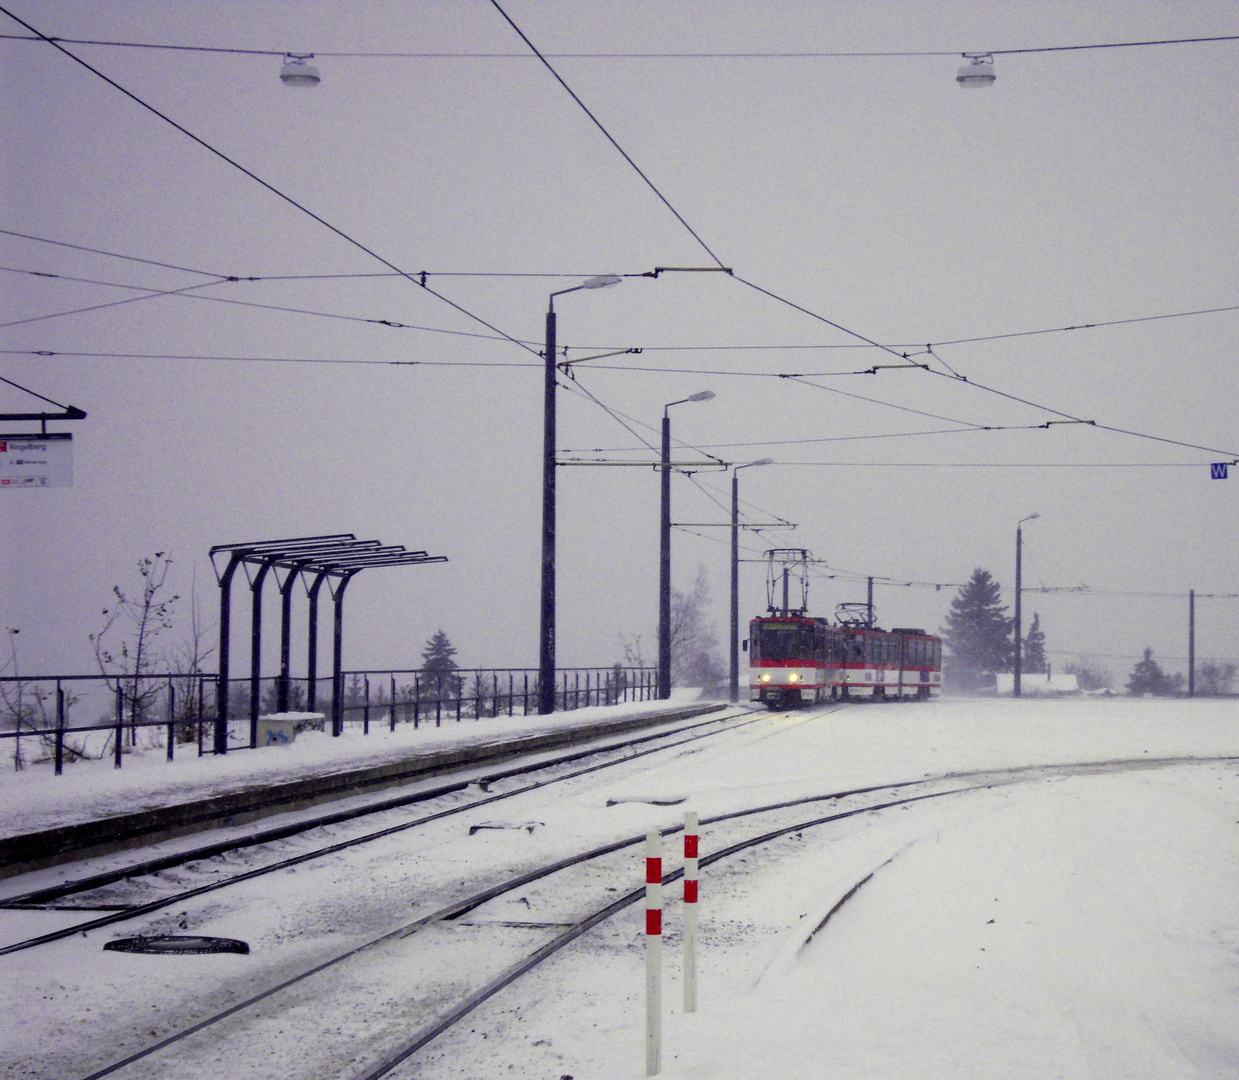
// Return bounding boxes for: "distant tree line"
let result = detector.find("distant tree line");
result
[939,567,1235,697]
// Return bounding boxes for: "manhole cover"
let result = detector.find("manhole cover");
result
[103,935,249,955]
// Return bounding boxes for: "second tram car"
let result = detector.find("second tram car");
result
[748,615,942,709]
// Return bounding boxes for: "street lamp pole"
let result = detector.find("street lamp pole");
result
[658,391,715,700]
[1014,512,1040,698]
[539,275,621,715]
[729,459,773,702]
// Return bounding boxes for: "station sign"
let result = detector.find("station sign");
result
[0,433,73,488]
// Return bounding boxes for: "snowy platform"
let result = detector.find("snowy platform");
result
[0,697,724,875]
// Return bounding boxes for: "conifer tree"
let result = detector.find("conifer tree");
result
[1126,647,1181,696]
[1023,612,1048,675]
[939,568,1013,692]
[420,629,460,703]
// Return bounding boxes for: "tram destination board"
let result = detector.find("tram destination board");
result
[0,433,73,488]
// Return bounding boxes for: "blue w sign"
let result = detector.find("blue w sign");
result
[1212,463,1230,479]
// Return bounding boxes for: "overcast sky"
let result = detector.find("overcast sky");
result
[2,1,1237,686]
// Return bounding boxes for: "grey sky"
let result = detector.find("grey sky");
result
[2,1,1237,684]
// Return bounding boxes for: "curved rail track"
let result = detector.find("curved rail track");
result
[62,747,1237,1080]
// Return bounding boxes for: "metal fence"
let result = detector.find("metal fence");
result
[0,665,657,774]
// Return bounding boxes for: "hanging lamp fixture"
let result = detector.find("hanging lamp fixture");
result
[280,54,321,87]
[956,53,996,88]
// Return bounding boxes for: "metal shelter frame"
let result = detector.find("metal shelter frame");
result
[208,534,447,753]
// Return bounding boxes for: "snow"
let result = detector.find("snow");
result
[2,695,1237,1079]
[0,690,709,839]
[659,774,1239,1079]
[420,697,1239,1080]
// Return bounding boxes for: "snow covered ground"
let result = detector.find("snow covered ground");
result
[419,697,1239,1080]
[2,695,1237,1079]
[0,691,709,838]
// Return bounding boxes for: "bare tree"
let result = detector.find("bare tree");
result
[1063,659,1112,692]
[1198,660,1238,696]
[670,566,726,693]
[1,627,26,769]
[168,572,215,743]
[90,553,179,746]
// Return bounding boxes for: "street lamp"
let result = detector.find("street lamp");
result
[729,459,774,702]
[658,390,716,700]
[539,275,623,714]
[1014,513,1040,698]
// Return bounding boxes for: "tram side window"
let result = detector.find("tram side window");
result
[814,624,827,663]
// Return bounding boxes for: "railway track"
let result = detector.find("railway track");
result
[54,748,1235,1080]
[0,706,766,955]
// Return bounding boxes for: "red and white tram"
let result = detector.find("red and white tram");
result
[748,615,942,709]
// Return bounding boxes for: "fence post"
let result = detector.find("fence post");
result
[197,675,205,757]
[166,680,175,762]
[54,680,65,776]
[414,674,421,729]
[645,829,663,1076]
[683,811,699,1013]
[390,674,397,732]
[114,686,123,769]
[363,676,370,735]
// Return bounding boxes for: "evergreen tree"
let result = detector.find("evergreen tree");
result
[1126,647,1182,696]
[1022,612,1048,675]
[420,629,460,703]
[939,568,1013,693]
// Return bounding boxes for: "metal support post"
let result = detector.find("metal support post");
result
[658,413,672,699]
[1189,588,1196,697]
[538,305,558,714]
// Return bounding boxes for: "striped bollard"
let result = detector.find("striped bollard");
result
[645,829,662,1076]
[683,811,699,1013]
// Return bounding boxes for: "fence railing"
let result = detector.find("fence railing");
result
[0,665,658,774]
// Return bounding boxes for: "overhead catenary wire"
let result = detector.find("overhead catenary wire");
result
[0,266,522,342]
[486,0,728,272]
[4,31,1238,59]
[6,233,1237,368]
[8,224,1231,349]
[0,227,232,279]
[0,5,539,359]
[0,278,234,331]
[5,11,1234,464]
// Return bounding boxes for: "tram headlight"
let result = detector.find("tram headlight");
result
[759,673,772,683]
[788,672,801,683]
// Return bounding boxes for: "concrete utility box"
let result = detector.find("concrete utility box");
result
[256,712,324,746]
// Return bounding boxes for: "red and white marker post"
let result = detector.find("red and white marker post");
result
[683,810,699,1013]
[645,828,663,1076]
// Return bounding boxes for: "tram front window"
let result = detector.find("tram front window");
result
[754,624,808,662]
